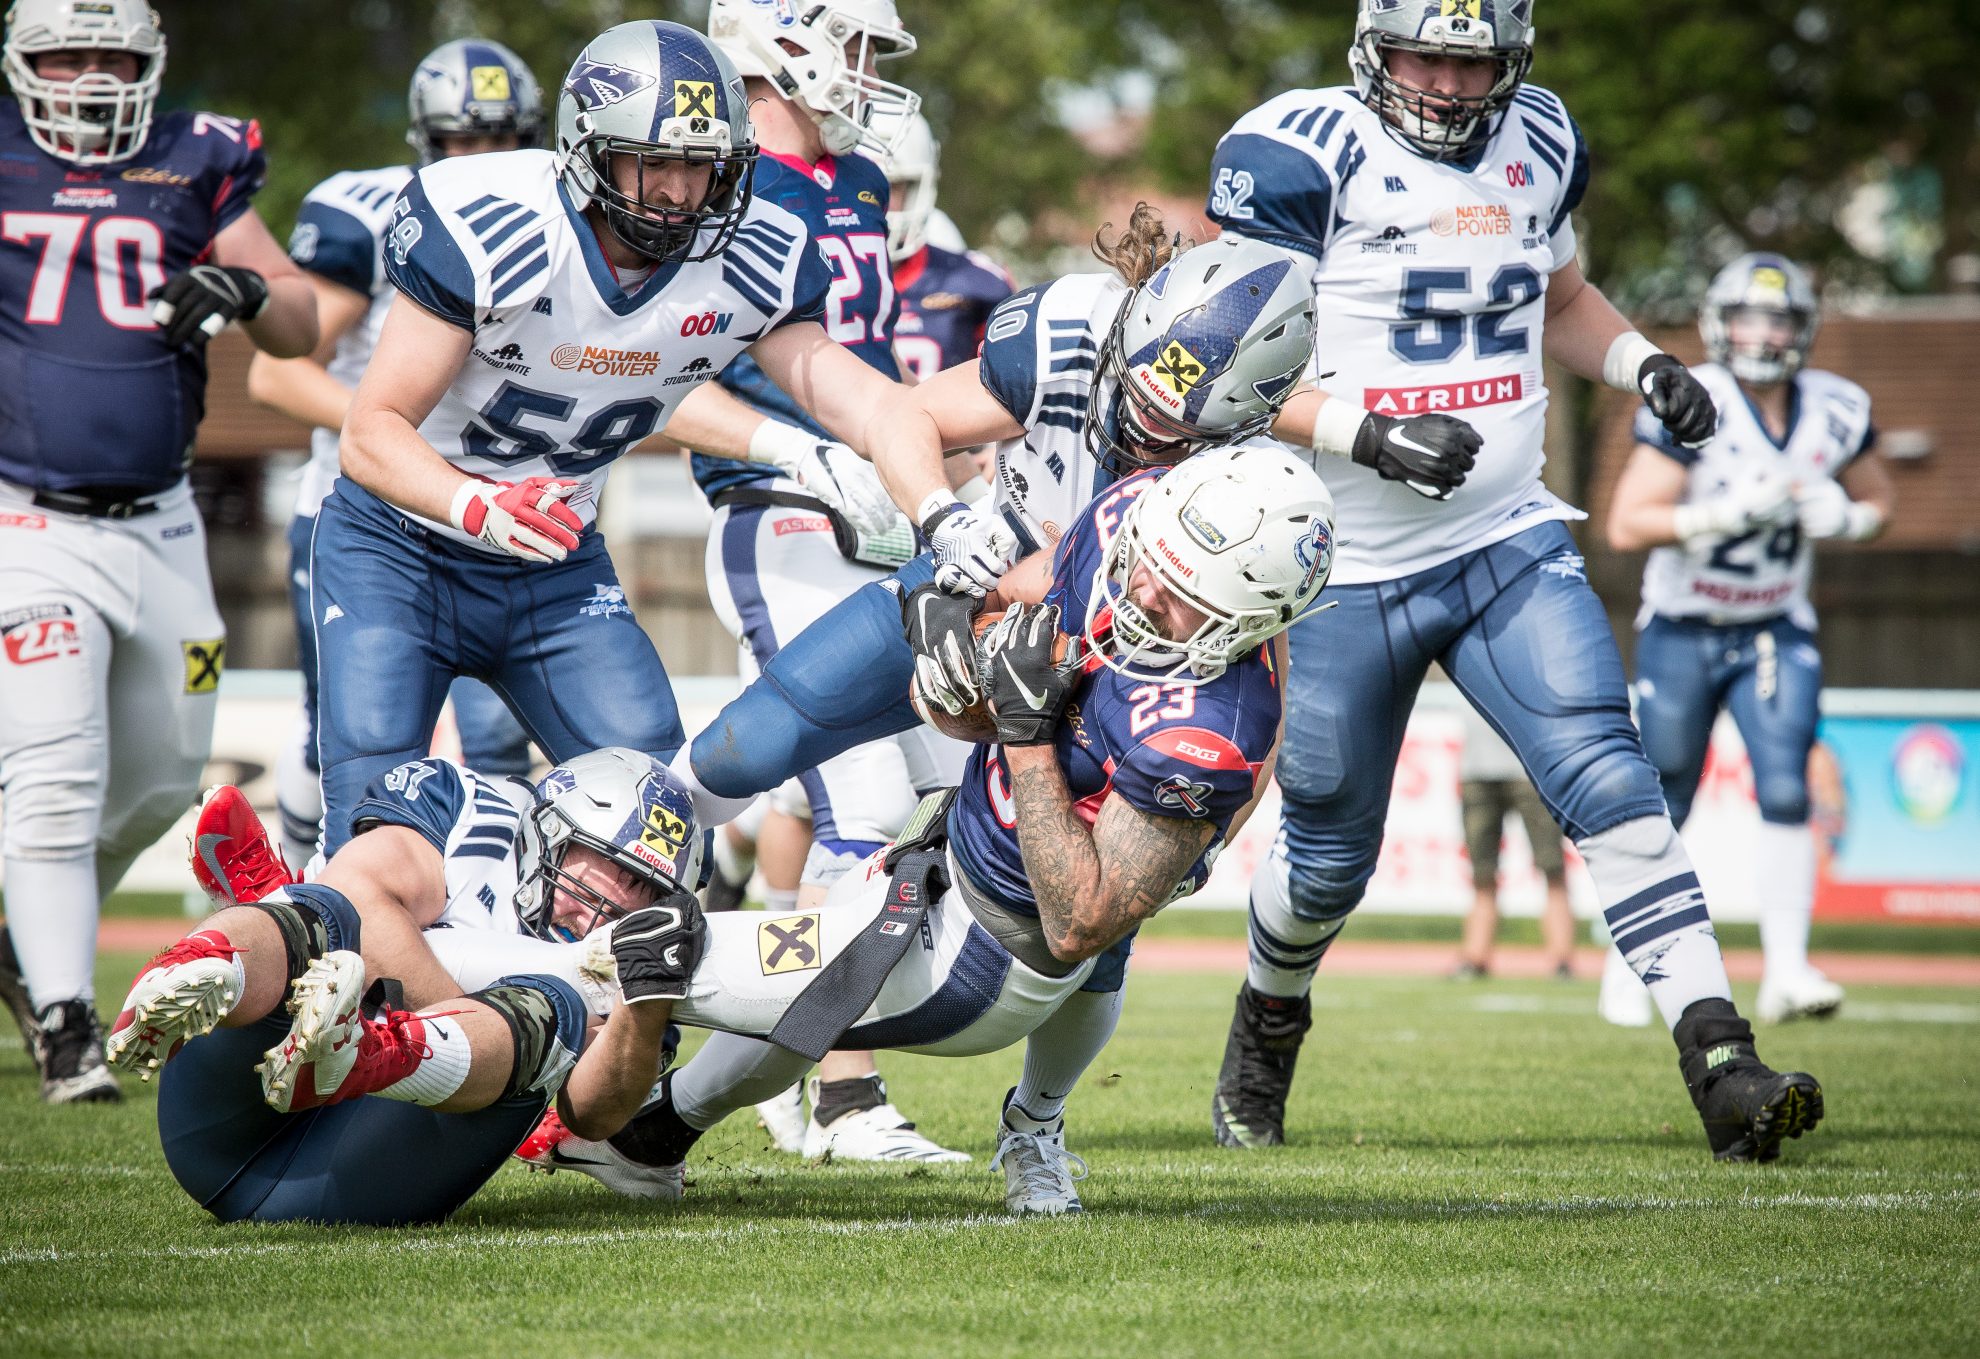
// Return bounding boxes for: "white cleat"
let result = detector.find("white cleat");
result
[801,1075,971,1163]
[755,1081,807,1155]
[515,1109,684,1200]
[990,1116,1088,1216]
[1597,944,1654,1028]
[1756,969,1845,1024]
[256,951,367,1113]
[105,932,243,1081]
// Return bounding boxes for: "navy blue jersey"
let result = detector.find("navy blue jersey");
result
[692,149,900,499]
[892,243,1013,382]
[949,470,1283,918]
[0,102,266,494]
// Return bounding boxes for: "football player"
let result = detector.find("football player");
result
[105,747,708,1223]
[664,0,971,1164]
[1606,253,1891,1025]
[1200,0,1823,1162]
[0,0,318,1103]
[664,227,1321,1207]
[561,445,1335,1215]
[246,38,545,872]
[315,23,907,872]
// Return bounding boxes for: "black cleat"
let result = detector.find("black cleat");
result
[37,999,121,1104]
[1211,984,1312,1149]
[0,928,44,1070]
[1675,998,1822,1162]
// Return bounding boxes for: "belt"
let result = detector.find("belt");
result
[30,486,165,519]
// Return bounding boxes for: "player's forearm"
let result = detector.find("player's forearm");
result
[667,381,772,461]
[340,404,473,523]
[865,385,954,525]
[1607,499,1684,551]
[1005,745,1115,961]
[559,1001,673,1140]
[240,273,320,359]
[1541,274,1636,384]
[246,352,353,434]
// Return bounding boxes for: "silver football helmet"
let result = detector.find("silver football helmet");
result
[515,748,706,943]
[3,0,165,165]
[1701,252,1819,387]
[407,37,544,164]
[871,106,938,262]
[1348,0,1535,161]
[1091,236,1319,477]
[1084,444,1337,684]
[707,0,919,158]
[555,19,756,264]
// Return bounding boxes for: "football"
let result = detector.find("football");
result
[909,609,1075,744]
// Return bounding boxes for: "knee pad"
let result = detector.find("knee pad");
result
[1754,777,1810,826]
[261,882,357,967]
[476,975,586,1102]
[1540,728,1670,841]
[1285,856,1374,924]
[0,766,99,859]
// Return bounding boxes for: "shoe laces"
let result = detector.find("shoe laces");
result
[991,1126,1088,1195]
[354,1007,449,1073]
[226,835,294,898]
[144,930,243,975]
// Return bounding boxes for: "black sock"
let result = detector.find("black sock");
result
[608,1076,705,1166]
[812,1075,887,1129]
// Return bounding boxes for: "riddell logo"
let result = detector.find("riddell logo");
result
[1365,372,1535,414]
[550,344,661,377]
[1429,204,1513,238]
[1153,534,1196,579]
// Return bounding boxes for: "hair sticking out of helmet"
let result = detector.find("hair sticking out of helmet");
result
[705,0,920,158]
[1086,232,1320,478]
[3,0,166,165]
[554,19,758,264]
[407,37,546,165]
[1091,203,1191,290]
[871,106,938,262]
[514,748,707,943]
[1700,252,1820,388]
[1347,0,1535,162]
[1083,445,1337,685]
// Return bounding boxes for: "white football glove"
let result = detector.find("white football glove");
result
[750,421,901,537]
[447,476,584,564]
[919,496,1019,597]
[1673,469,1795,547]
[1792,477,1881,541]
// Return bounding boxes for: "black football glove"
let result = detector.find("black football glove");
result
[610,897,706,1005]
[1351,411,1481,500]
[148,264,269,348]
[981,603,1077,747]
[1638,352,1718,448]
[903,582,982,715]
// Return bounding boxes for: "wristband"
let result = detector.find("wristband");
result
[917,490,963,537]
[1842,501,1884,542]
[746,418,814,468]
[1602,332,1664,394]
[1309,398,1369,460]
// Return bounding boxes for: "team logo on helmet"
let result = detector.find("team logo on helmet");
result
[1440,0,1485,18]
[1181,504,1230,551]
[1748,266,1791,303]
[1150,340,1208,398]
[1294,521,1333,594]
[567,58,658,109]
[470,65,512,101]
[674,79,716,117]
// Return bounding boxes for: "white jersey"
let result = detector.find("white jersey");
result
[387,149,828,551]
[1637,363,1874,630]
[285,165,412,518]
[975,271,1130,554]
[1209,85,1592,583]
[345,756,533,934]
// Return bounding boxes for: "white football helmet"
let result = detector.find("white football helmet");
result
[1347,0,1535,161]
[407,37,544,164]
[1084,444,1337,684]
[871,106,938,262]
[554,20,756,264]
[706,0,919,158]
[1701,252,1819,387]
[515,748,706,943]
[1091,235,1320,477]
[3,0,165,165]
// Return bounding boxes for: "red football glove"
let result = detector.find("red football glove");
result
[448,476,584,563]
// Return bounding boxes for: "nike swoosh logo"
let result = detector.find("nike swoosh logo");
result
[195,834,230,892]
[1001,656,1050,711]
[1389,431,1443,461]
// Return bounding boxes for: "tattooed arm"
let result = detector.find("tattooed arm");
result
[1004,743,1218,962]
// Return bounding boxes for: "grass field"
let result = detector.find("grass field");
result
[2,942,1976,1358]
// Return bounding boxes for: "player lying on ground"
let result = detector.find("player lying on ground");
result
[104,748,707,1225]
[578,444,1334,1216]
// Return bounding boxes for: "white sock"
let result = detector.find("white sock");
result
[374,1010,475,1106]
[669,750,757,829]
[1755,820,1816,986]
[762,887,799,915]
[672,1031,813,1131]
[1576,815,1732,1031]
[4,855,100,1009]
[275,718,323,871]
[1245,848,1343,999]
[1009,988,1123,1126]
[712,816,759,886]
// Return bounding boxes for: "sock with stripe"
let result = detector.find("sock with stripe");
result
[1576,815,1732,1030]
[1244,849,1346,1000]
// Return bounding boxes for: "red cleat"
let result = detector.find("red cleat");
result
[257,952,434,1113]
[105,930,245,1080]
[188,785,296,907]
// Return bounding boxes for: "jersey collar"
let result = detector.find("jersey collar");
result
[1735,373,1803,453]
[893,246,929,292]
[763,147,837,188]
[555,179,686,317]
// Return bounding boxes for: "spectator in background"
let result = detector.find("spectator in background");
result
[1453,702,1575,981]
